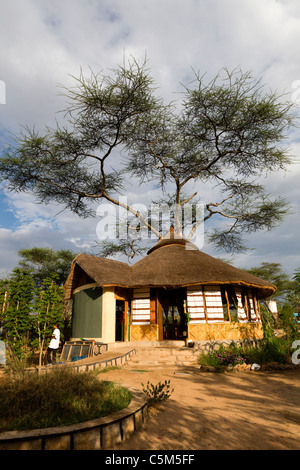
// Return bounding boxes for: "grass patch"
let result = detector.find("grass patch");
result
[92,366,121,374]
[0,367,131,432]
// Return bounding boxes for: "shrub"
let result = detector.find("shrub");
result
[198,344,245,371]
[142,380,174,404]
[0,367,131,432]
[198,338,293,370]
[215,350,246,367]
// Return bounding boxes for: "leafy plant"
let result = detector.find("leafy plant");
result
[4,269,35,362]
[198,338,294,370]
[5,336,32,376]
[278,303,300,341]
[141,380,174,404]
[198,344,245,371]
[32,276,64,369]
[214,349,246,367]
[0,368,132,432]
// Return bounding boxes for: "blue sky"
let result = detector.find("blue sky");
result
[0,0,300,277]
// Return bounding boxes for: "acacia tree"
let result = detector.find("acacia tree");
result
[0,59,295,255]
[245,262,292,325]
[246,262,292,302]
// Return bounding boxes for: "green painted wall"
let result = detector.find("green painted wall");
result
[71,286,102,338]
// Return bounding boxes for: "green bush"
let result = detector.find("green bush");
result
[198,344,245,371]
[0,367,131,432]
[142,380,174,404]
[198,337,293,370]
[278,303,300,341]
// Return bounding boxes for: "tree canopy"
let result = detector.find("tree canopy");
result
[0,58,295,255]
[17,247,77,286]
[245,262,293,301]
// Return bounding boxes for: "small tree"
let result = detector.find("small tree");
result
[17,247,77,287]
[33,277,64,369]
[245,262,293,325]
[0,278,9,337]
[287,268,300,314]
[4,269,35,366]
[246,262,292,302]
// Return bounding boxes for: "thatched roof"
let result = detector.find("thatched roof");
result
[64,233,276,300]
[64,254,132,300]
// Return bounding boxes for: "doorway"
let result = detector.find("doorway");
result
[115,300,125,341]
[158,288,187,340]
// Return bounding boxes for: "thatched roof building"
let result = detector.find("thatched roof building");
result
[65,230,275,343]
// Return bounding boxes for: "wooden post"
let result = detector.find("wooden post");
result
[244,292,249,320]
[257,298,261,320]
[202,287,208,323]
[253,290,259,321]
[150,292,156,324]
[157,294,163,341]
[124,300,129,341]
[224,288,231,322]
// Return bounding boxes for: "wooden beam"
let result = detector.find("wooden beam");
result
[202,287,208,323]
[157,293,164,341]
[244,292,249,320]
[124,300,129,341]
[224,288,231,322]
[253,289,259,321]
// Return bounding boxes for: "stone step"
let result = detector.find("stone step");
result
[126,347,199,366]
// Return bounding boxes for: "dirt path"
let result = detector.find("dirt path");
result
[100,364,300,451]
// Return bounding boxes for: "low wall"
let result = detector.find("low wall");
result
[0,385,148,450]
[25,349,137,375]
[128,322,263,342]
[66,348,136,373]
[188,322,263,341]
[194,337,263,354]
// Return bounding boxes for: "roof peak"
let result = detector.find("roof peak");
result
[147,227,199,254]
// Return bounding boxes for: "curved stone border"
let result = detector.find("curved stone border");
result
[26,349,136,374]
[25,348,137,375]
[68,348,137,373]
[0,385,148,450]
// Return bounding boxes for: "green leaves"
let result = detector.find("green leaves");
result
[1,268,64,363]
[17,247,76,287]
[141,380,174,404]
